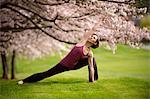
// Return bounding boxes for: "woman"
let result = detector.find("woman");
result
[18,29,101,84]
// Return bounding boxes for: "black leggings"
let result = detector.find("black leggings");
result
[23,64,69,83]
[23,58,98,83]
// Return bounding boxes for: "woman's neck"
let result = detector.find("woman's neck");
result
[84,42,92,48]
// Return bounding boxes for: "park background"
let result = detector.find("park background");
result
[0,0,150,99]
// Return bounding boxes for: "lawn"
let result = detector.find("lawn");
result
[0,45,149,99]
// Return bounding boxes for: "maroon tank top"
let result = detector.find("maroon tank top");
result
[60,45,88,69]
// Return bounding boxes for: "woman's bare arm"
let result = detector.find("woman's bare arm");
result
[88,51,95,82]
[79,21,101,44]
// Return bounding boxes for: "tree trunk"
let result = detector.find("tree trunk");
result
[11,50,16,79]
[1,51,8,79]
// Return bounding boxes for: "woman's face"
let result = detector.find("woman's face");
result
[88,34,98,45]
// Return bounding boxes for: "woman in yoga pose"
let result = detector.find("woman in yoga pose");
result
[18,25,103,84]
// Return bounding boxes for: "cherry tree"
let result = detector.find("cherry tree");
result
[0,0,149,79]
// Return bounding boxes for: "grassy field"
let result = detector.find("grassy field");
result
[0,45,149,99]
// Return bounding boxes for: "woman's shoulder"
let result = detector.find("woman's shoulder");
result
[75,43,84,47]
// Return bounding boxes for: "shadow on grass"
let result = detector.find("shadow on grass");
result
[20,78,87,85]
[1,77,149,87]
[38,80,85,85]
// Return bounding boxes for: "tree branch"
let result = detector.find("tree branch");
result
[54,21,80,33]
[5,5,76,45]
[7,3,56,22]
[57,9,98,20]
[0,26,52,32]
[99,0,135,5]
[0,37,11,43]
[34,0,66,6]
[6,3,79,33]
[0,0,10,9]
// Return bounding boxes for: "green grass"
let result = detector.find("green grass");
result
[0,45,150,99]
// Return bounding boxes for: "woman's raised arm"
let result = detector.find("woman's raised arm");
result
[79,20,101,44]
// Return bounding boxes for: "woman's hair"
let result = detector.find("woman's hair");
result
[99,38,106,41]
[91,34,99,49]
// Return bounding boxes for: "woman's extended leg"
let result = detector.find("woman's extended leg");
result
[22,64,69,83]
